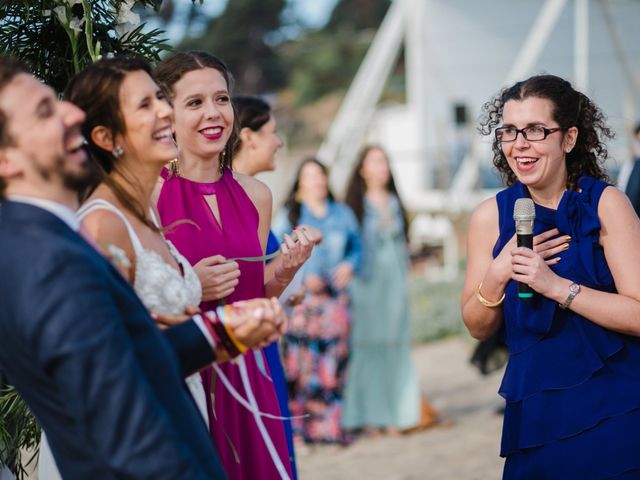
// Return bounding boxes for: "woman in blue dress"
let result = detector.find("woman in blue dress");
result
[462,74,640,478]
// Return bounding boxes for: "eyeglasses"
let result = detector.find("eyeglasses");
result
[495,125,564,142]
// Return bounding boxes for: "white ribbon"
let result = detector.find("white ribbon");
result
[212,362,303,421]
[212,357,311,480]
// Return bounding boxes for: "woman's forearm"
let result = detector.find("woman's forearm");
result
[462,264,509,340]
[544,278,640,337]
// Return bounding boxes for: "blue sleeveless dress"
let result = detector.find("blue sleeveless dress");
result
[495,176,640,479]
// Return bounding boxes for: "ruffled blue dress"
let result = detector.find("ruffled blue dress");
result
[495,176,640,479]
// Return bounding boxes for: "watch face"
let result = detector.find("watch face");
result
[569,283,580,294]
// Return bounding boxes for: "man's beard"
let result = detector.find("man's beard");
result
[35,151,98,195]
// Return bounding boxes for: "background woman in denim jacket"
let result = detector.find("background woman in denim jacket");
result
[272,158,362,445]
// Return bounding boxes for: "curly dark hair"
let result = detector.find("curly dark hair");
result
[478,74,613,190]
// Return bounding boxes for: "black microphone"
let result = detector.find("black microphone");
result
[513,198,535,300]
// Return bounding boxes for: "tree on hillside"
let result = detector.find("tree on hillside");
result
[280,0,391,105]
[179,0,287,94]
[325,0,390,32]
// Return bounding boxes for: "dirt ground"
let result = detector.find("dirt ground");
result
[296,337,505,480]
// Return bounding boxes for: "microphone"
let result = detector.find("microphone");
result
[513,198,535,300]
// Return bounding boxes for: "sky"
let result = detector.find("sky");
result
[165,0,339,41]
[191,0,339,26]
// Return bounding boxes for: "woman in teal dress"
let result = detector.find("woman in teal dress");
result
[342,145,422,434]
[463,74,640,478]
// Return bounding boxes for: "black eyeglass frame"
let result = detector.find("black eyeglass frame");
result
[495,126,565,142]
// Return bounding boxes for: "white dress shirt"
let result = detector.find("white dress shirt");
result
[7,195,80,231]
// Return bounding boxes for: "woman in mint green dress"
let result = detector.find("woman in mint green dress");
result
[342,145,422,434]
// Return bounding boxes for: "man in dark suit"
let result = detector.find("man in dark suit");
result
[0,56,282,479]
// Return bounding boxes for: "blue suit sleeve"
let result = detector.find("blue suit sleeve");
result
[26,252,211,479]
[163,321,216,377]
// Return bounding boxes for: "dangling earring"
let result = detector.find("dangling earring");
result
[166,137,181,179]
[167,158,181,179]
[112,145,124,158]
[219,149,227,173]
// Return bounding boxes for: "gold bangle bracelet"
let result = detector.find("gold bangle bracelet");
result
[476,282,505,308]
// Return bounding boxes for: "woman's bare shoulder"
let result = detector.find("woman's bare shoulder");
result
[234,172,273,209]
[470,196,499,226]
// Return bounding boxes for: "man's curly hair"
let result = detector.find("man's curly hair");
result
[478,74,613,190]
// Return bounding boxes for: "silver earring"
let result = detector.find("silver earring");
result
[112,145,124,158]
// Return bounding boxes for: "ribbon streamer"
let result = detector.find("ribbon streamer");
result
[213,358,306,480]
[212,363,305,422]
[226,249,281,263]
[238,357,291,480]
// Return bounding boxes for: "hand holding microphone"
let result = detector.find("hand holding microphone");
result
[511,199,572,300]
[513,198,536,300]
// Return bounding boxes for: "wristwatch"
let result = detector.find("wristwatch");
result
[559,282,581,309]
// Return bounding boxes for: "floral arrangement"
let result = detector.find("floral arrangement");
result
[0,0,189,92]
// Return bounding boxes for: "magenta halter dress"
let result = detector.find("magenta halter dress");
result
[157,167,293,480]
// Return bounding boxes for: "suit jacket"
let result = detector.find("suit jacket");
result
[0,201,226,479]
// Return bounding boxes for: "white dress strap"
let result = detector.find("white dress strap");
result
[77,199,144,254]
[148,207,162,229]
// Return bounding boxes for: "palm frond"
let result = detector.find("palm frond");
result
[0,385,40,480]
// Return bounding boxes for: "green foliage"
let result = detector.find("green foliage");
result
[0,386,41,480]
[279,0,391,106]
[179,0,287,94]
[409,274,466,343]
[175,0,392,104]
[325,0,391,32]
[0,1,183,93]
[282,27,374,106]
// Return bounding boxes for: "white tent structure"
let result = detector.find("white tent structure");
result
[315,0,640,278]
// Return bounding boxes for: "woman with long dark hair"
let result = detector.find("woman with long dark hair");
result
[342,145,422,435]
[463,74,640,477]
[154,51,311,480]
[272,158,362,445]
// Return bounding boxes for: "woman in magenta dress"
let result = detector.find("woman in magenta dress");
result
[154,51,312,480]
